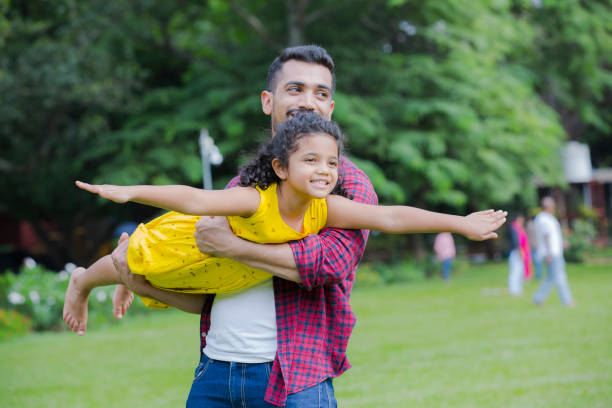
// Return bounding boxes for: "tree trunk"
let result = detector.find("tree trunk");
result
[286,0,309,46]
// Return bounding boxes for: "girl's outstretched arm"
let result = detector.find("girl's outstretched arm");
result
[326,195,507,241]
[76,181,259,217]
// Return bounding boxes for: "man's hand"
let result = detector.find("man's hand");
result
[194,216,242,258]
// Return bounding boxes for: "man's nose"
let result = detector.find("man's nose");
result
[298,92,316,110]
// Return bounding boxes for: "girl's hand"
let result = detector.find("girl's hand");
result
[462,209,507,241]
[75,180,132,203]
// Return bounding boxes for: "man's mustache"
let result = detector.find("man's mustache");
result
[286,108,315,118]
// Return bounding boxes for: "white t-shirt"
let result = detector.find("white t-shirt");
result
[203,278,277,363]
[534,211,563,259]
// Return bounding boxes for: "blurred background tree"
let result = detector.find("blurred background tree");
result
[1,0,610,268]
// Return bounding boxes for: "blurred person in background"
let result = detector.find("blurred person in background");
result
[526,217,542,280]
[532,197,575,307]
[433,232,455,282]
[507,213,531,295]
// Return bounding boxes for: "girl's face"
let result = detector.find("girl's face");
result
[274,132,339,200]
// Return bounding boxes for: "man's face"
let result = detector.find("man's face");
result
[261,60,335,131]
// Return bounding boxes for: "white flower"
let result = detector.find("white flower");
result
[24,257,37,269]
[58,271,69,281]
[64,263,77,273]
[47,296,56,306]
[96,291,107,302]
[8,291,26,305]
[29,290,41,304]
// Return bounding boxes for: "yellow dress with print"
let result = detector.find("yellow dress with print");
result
[127,183,327,309]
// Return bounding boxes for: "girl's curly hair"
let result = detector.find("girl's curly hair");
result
[239,112,350,198]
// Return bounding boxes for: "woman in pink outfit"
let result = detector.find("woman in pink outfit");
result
[513,216,533,280]
[508,214,533,295]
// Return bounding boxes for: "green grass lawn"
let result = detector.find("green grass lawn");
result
[1,262,611,407]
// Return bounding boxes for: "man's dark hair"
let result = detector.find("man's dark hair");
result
[266,45,336,94]
[239,112,349,197]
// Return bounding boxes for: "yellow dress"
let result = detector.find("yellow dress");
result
[127,183,328,309]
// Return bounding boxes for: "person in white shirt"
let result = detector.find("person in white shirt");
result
[532,196,575,306]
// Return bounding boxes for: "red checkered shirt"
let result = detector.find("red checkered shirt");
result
[199,156,377,406]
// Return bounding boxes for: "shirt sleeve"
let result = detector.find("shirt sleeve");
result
[289,158,378,290]
[226,176,241,189]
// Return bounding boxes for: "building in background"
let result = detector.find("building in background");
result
[539,141,611,246]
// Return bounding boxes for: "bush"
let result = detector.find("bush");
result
[354,263,385,288]
[0,308,32,339]
[355,257,472,288]
[566,218,596,263]
[0,259,152,333]
[355,260,427,288]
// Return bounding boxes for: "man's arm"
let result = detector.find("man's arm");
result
[194,216,301,282]
[112,233,207,313]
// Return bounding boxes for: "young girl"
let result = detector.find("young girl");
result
[63,112,507,334]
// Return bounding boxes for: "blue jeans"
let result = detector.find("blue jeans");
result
[532,250,543,280]
[508,249,524,295]
[532,255,574,306]
[186,354,337,407]
[441,258,452,281]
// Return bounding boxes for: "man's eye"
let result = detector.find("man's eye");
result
[317,91,329,98]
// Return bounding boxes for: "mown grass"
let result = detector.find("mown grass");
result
[1,262,610,407]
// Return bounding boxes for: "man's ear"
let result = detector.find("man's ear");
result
[261,90,272,115]
[271,158,287,180]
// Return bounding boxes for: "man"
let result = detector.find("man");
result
[112,45,377,407]
[532,196,575,307]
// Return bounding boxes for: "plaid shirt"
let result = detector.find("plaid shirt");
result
[199,157,377,406]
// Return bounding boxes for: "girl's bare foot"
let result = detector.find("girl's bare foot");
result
[62,267,90,335]
[112,284,134,319]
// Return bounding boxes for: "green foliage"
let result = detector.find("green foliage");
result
[355,260,426,288]
[2,0,610,265]
[566,218,597,263]
[0,261,151,332]
[515,0,612,167]
[356,256,472,287]
[0,263,69,330]
[0,308,32,339]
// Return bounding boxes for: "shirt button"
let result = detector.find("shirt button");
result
[201,332,207,337]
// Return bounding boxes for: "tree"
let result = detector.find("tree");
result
[513,0,612,167]
[6,0,603,266]
[0,0,143,266]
